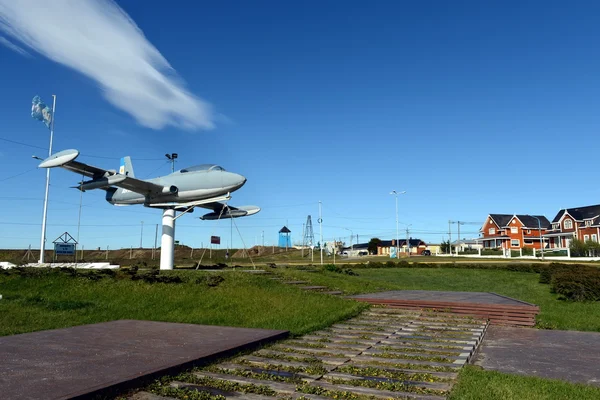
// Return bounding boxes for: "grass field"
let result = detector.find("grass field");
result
[2,265,600,399]
[449,366,600,400]
[274,267,600,331]
[0,270,366,337]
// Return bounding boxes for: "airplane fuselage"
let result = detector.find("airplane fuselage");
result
[106,167,246,206]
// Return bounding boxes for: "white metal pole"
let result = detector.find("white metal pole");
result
[153,223,158,259]
[39,94,56,264]
[395,193,399,257]
[140,221,144,248]
[319,200,323,265]
[75,173,83,263]
[160,209,176,270]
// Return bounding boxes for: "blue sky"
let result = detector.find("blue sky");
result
[1,0,600,251]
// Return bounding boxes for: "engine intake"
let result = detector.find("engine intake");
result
[162,185,178,194]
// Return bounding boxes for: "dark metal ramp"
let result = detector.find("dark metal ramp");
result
[350,290,539,326]
[0,320,288,400]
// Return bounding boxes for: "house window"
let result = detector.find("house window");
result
[564,219,573,229]
[584,235,590,242]
[552,223,559,230]
[593,234,598,242]
[586,220,592,227]
[511,227,518,234]
[489,228,495,235]
[511,239,520,247]
[526,229,531,234]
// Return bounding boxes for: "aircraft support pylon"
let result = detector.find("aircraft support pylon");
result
[160,208,176,270]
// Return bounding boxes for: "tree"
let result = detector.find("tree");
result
[440,240,451,254]
[586,240,600,257]
[569,238,587,257]
[368,238,381,255]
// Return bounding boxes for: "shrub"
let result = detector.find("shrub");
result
[538,263,594,284]
[551,268,600,301]
[323,264,358,276]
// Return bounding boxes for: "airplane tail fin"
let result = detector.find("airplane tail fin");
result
[119,156,135,177]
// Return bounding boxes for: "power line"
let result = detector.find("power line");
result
[0,136,165,161]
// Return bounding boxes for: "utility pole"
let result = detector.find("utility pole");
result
[165,153,178,172]
[319,201,323,265]
[457,221,461,255]
[302,223,305,257]
[390,191,406,258]
[406,226,413,257]
[140,221,144,249]
[448,220,452,255]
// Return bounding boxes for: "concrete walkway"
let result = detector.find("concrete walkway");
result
[474,326,600,386]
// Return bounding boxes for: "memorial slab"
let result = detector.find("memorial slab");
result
[0,320,288,399]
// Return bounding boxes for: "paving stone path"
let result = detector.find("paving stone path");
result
[134,308,488,400]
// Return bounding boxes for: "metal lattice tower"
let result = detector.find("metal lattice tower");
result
[303,215,315,248]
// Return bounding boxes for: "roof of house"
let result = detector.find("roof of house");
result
[343,243,370,250]
[452,238,481,245]
[378,239,425,247]
[551,204,600,223]
[488,214,550,229]
[517,215,551,229]
[489,214,513,228]
[279,226,291,233]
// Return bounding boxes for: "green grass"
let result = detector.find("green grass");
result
[449,366,600,400]
[0,270,367,337]
[275,268,600,331]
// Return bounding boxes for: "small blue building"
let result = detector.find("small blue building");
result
[278,226,291,248]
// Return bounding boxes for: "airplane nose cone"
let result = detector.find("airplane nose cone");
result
[237,175,247,189]
[226,173,246,191]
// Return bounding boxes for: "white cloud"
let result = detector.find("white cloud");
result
[0,36,30,57]
[0,0,214,130]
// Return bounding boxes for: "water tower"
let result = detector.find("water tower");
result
[278,226,291,249]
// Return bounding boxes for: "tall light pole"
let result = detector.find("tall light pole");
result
[529,215,545,261]
[390,191,406,258]
[165,153,178,172]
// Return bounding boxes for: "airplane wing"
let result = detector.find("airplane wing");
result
[198,202,260,220]
[38,149,165,195]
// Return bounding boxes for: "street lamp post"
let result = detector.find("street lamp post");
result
[165,153,178,173]
[529,215,545,261]
[390,191,406,258]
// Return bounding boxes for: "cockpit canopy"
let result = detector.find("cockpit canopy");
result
[180,164,225,173]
